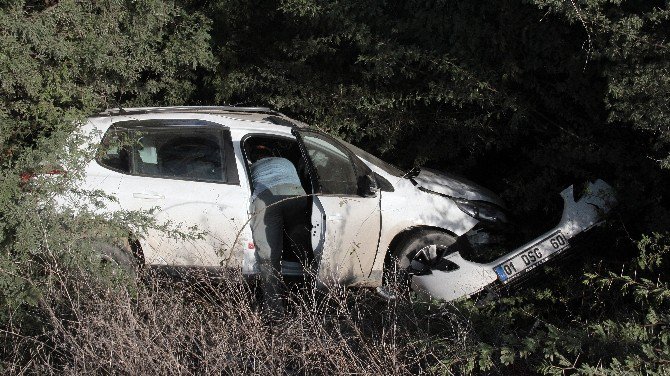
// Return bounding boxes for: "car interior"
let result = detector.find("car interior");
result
[135,129,225,182]
[242,135,314,268]
[98,127,226,183]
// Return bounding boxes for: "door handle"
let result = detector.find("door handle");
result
[133,192,164,200]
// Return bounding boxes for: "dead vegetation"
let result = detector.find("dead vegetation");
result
[1,266,474,375]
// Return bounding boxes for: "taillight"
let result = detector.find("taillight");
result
[19,166,66,186]
[44,169,66,176]
[20,171,35,184]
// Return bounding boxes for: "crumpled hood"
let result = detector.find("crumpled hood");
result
[411,168,505,207]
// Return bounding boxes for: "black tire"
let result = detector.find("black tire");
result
[384,230,457,290]
[92,241,138,278]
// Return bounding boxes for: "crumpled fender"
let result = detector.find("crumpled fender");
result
[411,179,617,302]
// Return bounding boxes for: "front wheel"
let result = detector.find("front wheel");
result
[382,230,457,297]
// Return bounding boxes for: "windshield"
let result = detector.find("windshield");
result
[339,139,405,177]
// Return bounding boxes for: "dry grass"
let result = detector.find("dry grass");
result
[1,266,475,375]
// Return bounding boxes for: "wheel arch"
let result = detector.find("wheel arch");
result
[383,226,458,266]
[127,236,146,267]
[89,236,145,277]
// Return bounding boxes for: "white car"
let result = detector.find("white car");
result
[76,106,616,302]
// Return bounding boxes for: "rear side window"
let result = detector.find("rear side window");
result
[134,128,224,182]
[97,121,237,184]
[98,128,132,173]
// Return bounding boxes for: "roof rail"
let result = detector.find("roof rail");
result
[92,106,280,117]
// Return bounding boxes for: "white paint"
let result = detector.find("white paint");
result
[70,108,616,302]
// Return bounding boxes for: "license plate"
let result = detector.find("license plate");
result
[494,231,568,283]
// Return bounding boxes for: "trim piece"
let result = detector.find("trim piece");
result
[92,106,279,117]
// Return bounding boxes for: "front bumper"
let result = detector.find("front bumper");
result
[411,179,617,302]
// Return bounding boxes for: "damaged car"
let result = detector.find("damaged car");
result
[76,106,617,302]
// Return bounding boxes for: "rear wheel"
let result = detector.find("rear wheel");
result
[92,241,139,278]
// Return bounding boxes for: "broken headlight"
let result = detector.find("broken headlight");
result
[454,198,508,224]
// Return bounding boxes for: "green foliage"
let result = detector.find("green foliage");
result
[0,0,669,373]
[426,233,670,375]
[202,1,669,235]
[0,0,215,365]
[201,8,670,373]
[530,0,670,167]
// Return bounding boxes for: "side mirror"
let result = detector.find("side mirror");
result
[358,174,378,197]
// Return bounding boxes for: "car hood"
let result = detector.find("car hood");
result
[411,168,505,207]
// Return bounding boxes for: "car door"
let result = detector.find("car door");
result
[293,129,381,286]
[97,119,248,268]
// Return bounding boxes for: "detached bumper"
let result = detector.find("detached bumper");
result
[411,179,617,302]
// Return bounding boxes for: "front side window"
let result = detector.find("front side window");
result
[300,132,362,195]
[98,124,227,183]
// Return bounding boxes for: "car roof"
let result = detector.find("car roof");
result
[90,106,309,129]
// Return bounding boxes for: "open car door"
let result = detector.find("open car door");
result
[293,129,382,287]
